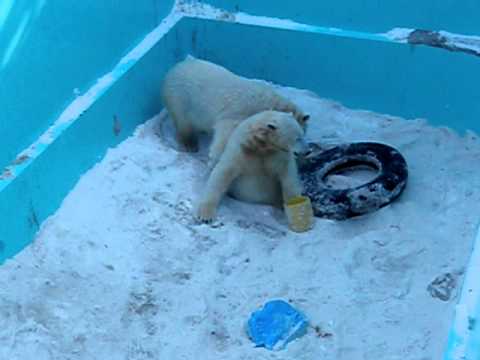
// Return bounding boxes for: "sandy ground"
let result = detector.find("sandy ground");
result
[1,85,479,360]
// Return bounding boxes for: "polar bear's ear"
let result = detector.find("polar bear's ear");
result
[267,124,277,130]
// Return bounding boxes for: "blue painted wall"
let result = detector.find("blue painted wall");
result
[0,0,173,171]
[199,0,480,35]
[187,18,480,134]
[0,15,185,264]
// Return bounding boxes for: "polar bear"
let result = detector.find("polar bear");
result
[161,56,310,165]
[195,110,304,223]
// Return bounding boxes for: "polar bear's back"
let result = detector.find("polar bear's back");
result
[161,56,284,133]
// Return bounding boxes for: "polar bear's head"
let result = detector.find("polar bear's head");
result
[241,111,304,155]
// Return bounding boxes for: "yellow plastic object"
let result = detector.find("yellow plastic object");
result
[284,196,314,233]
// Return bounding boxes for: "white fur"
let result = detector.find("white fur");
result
[195,111,304,222]
[161,56,309,165]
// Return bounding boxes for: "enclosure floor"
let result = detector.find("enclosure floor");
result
[1,86,480,359]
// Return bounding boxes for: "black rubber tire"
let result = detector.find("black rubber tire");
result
[296,142,408,220]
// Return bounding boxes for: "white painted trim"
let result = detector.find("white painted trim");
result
[0,10,182,190]
[444,224,480,359]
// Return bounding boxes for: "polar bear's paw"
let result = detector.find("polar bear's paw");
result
[195,200,217,223]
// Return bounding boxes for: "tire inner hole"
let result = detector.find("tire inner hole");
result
[322,159,380,190]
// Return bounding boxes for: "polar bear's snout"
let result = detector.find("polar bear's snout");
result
[293,137,310,157]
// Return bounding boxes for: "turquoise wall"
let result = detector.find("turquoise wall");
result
[0,0,173,171]
[0,10,184,264]
[186,18,479,134]
[200,0,480,34]
[192,1,480,133]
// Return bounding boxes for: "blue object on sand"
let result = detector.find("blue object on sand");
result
[247,300,309,351]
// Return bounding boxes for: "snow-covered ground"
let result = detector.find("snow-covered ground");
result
[1,85,480,359]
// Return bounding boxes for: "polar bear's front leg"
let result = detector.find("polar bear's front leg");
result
[196,154,241,222]
[279,155,303,203]
[208,120,242,169]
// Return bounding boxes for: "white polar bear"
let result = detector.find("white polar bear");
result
[161,56,310,166]
[195,110,304,223]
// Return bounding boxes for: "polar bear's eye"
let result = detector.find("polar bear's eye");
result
[267,124,277,130]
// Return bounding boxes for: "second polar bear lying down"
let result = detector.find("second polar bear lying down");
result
[195,110,304,222]
[161,56,310,167]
